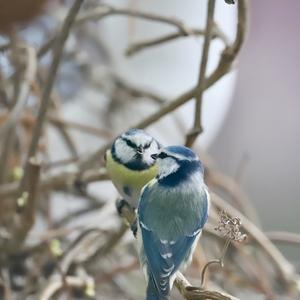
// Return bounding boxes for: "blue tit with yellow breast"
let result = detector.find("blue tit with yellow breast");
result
[105,128,160,210]
[137,145,210,300]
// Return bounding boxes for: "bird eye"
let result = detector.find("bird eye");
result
[158,152,168,159]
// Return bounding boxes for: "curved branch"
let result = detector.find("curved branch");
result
[175,271,239,300]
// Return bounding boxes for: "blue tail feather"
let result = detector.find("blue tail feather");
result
[146,275,169,300]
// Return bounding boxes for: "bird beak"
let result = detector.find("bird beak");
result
[136,146,143,155]
[151,153,158,160]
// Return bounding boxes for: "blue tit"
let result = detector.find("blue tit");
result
[105,128,161,210]
[137,145,210,300]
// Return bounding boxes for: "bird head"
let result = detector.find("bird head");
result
[112,129,160,170]
[152,146,204,184]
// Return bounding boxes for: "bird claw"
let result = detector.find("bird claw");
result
[115,198,131,216]
[130,221,138,238]
[116,199,137,237]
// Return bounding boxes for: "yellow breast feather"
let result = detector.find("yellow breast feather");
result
[105,150,158,202]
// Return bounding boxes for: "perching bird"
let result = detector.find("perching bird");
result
[105,128,160,210]
[137,145,209,300]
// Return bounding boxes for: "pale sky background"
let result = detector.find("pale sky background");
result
[210,0,300,235]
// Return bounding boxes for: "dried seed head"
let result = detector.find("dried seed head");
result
[215,210,247,242]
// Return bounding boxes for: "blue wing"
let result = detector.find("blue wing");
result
[138,183,209,298]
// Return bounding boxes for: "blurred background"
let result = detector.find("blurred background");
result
[210,0,300,235]
[0,0,299,299]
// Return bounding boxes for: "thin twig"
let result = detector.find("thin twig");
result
[50,119,79,158]
[76,4,191,34]
[113,76,167,104]
[49,107,79,158]
[48,114,113,139]
[185,0,216,147]
[205,0,248,87]
[0,46,37,135]
[126,25,229,57]
[38,3,195,57]
[18,157,41,231]
[84,223,128,269]
[265,231,300,246]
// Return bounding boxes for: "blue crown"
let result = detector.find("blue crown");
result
[165,145,198,160]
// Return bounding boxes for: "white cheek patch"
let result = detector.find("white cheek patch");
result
[158,157,179,178]
[114,139,135,163]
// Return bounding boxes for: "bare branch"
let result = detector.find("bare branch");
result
[16,157,41,240]
[76,4,191,35]
[126,25,229,57]
[19,0,85,193]
[84,223,128,269]
[175,272,240,300]
[205,0,248,87]
[185,0,216,147]
[0,45,37,136]
[266,231,300,246]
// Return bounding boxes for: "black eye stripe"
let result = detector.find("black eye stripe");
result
[122,137,153,150]
[158,152,168,159]
[122,137,137,149]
